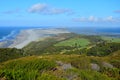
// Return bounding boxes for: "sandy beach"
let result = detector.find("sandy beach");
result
[8,28,70,49]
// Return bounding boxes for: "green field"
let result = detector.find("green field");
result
[101,36,120,42]
[54,38,90,47]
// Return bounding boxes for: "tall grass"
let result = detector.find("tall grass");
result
[0,59,56,80]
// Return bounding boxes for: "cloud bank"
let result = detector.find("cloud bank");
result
[28,3,73,15]
[73,16,120,23]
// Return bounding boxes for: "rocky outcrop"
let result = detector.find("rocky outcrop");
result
[91,63,100,71]
[102,62,113,68]
[56,61,73,70]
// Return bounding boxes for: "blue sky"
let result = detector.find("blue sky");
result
[0,0,120,27]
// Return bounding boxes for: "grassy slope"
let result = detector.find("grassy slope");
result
[0,48,23,62]
[23,34,105,55]
[0,33,120,80]
[0,53,119,80]
[54,38,90,48]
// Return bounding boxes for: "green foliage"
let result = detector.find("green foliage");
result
[86,42,120,56]
[2,59,56,71]
[0,59,56,80]
[100,68,120,80]
[0,69,38,80]
[78,70,112,80]
[0,54,119,80]
[110,60,120,68]
[69,69,112,80]
[38,73,66,80]
[80,35,104,43]
[0,48,23,62]
[70,55,91,70]
[23,38,57,55]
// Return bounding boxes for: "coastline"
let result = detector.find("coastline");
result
[0,27,120,49]
[7,28,70,49]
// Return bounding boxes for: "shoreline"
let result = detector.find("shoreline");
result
[0,27,120,48]
[7,28,70,49]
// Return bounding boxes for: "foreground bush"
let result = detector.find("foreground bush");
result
[0,59,56,80]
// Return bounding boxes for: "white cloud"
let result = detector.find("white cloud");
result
[104,16,113,22]
[73,16,98,22]
[28,3,73,15]
[28,3,48,13]
[88,16,98,22]
[73,16,120,23]
[103,16,120,23]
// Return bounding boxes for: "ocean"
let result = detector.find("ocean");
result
[67,27,120,35]
[0,27,43,42]
[0,27,120,42]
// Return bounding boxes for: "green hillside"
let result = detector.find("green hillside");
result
[0,52,120,80]
[0,33,120,80]
[54,38,90,48]
[0,48,23,62]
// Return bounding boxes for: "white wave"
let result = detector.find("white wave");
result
[0,30,17,41]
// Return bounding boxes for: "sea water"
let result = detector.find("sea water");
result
[67,27,120,35]
[0,27,43,42]
[0,26,56,42]
[0,27,120,42]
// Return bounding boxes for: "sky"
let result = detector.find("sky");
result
[0,0,120,27]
